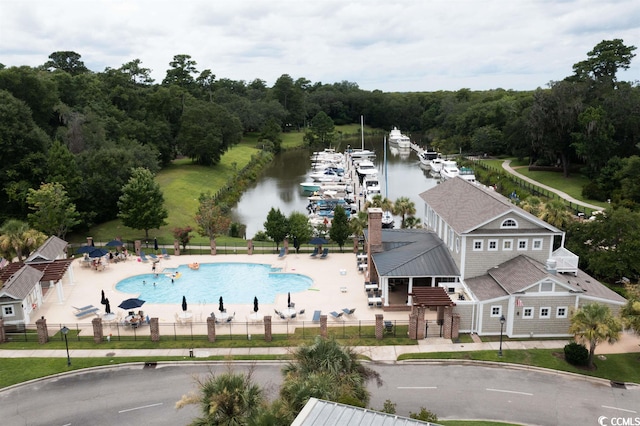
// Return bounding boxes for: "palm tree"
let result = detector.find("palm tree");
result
[348,211,368,239]
[404,216,422,229]
[280,337,382,414]
[541,199,573,229]
[569,303,622,368]
[621,284,640,336]
[363,194,393,212]
[0,219,47,262]
[392,196,416,229]
[519,196,543,218]
[176,369,266,425]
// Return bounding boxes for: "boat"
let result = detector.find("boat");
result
[347,115,375,160]
[382,210,394,228]
[300,182,321,192]
[459,167,476,183]
[363,175,381,201]
[418,150,440,167]
[388,127,411,148]
[440,160,460,180]
[429,157,444,175]
[356,160,378,181]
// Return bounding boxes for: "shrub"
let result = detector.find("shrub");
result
[564,342,589,366]
[409,407,438,422]
[380,399,396,414]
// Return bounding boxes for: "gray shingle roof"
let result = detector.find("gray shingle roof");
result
[26,236,68,263]
[419,178,561,234]
[368,229,459,277]
[0,265,44,300]
[465,255,626,303]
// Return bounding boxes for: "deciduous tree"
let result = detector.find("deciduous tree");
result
[117,167,168,239]
[329,205,351,251]
[194,192,231,245]
[264,208,288,250]
[27,182,80,239]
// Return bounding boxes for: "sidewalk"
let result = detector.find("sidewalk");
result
[2,334,638,362]
[501,160,604,212]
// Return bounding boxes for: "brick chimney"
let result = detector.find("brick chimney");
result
[368,208,383,253]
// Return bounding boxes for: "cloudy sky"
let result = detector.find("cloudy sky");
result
[2,0,639,92]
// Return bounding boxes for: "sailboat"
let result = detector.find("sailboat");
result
[348,116,375,159]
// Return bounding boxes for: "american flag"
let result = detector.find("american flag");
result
[516,298,524,307]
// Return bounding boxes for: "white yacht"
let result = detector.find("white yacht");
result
[388,127,411,148]
[440,160,460,180]
[429,157,444,175]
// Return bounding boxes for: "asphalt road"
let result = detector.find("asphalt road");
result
[1,362,638,425]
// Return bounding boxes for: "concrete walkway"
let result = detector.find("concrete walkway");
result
[501,160,604,212]
[2,332,638,362]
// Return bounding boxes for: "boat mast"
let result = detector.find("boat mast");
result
[384,135,388,198]
[360,115,364,150]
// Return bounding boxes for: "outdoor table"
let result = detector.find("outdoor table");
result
[283,308,297,318]
[178,311,193,319]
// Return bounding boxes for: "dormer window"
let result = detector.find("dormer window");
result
[501,218,518,228]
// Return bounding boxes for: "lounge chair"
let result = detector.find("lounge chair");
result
[278,247,286,258]
[319,248,329,259]
[74,307,99,318]
[298,309,305,317]
[289,313,297,320]
[161,248,170,259]
[312,310,321,322]
[148,253,159,262]
[329,311,344,320]
[72,305,94,312]
[139,251,149,262]
[342,308,356,316]
[309,247,319,258]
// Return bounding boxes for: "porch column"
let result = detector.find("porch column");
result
[55,280,65,304]
[407,277,414,305]
[0,319,5,343]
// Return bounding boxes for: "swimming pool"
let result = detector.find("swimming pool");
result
[115,262,313,304]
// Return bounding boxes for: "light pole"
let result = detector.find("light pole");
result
[498,315,506,357]
[61,326,71,366]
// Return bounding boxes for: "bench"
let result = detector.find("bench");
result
[312,310,321,322]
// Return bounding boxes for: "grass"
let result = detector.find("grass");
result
[440,422,522,426]
[398,349,640,384]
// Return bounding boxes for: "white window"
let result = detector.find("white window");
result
[503,239,513,251]
[488,239,498,251]
[490,305,502,317]
[2,305,15,317]
[556,307,567,318]
[473,239,483,251]
[522,307,533,318]
[455,237,460,253]
[539,307,551,318]
[532,238,543,250]
[517,239,528,250]
[501,218,518,228]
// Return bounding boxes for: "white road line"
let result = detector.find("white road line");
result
[397,386,437,389]
[118,402,164,413]
[602,405,637,414]
[486,388,533,396]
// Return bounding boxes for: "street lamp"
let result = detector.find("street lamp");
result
[61,326,71,366]
[498,315,506,357]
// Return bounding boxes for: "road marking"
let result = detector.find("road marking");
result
[602,405,637,413]
[119,402,163,413]
[397,386,437,389]
[486,388,532,396]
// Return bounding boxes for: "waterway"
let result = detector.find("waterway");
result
[232,134,440,238]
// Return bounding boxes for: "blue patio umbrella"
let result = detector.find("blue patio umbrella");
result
[105,240,124,247]
[88,248,108,258]
[308,237,328,245]
[118,298,145,310]
[76,245,94,254]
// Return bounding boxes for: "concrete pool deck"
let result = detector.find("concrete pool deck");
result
[37,251,410,327]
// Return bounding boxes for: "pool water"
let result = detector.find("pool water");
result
[115,262,313,304]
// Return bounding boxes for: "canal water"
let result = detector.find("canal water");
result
[232,135,440,238]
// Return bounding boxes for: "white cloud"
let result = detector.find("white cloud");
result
[1,0,638,91]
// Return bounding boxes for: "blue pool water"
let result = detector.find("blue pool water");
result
[115,263,313,304]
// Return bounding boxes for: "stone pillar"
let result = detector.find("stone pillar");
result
[320,315,328,338]
[207,316,216,342]
[353,237,359,253]
[174,240,180,256]
[36,317,48,344]
[87,236,94,247]
[135,240,141,256]
[211,239,217,255]
[150,317,160,342]
[408,312,417,340]
[284,238,289,254]
[416,306,426,340]
[442,307,456,339]
[367,208,383,253]
[451,313,460,340]
[0,319,6,343]
[92,317,103,343]
[375,314,384,340]
[264,316,272,342]
[247,239,253,255]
